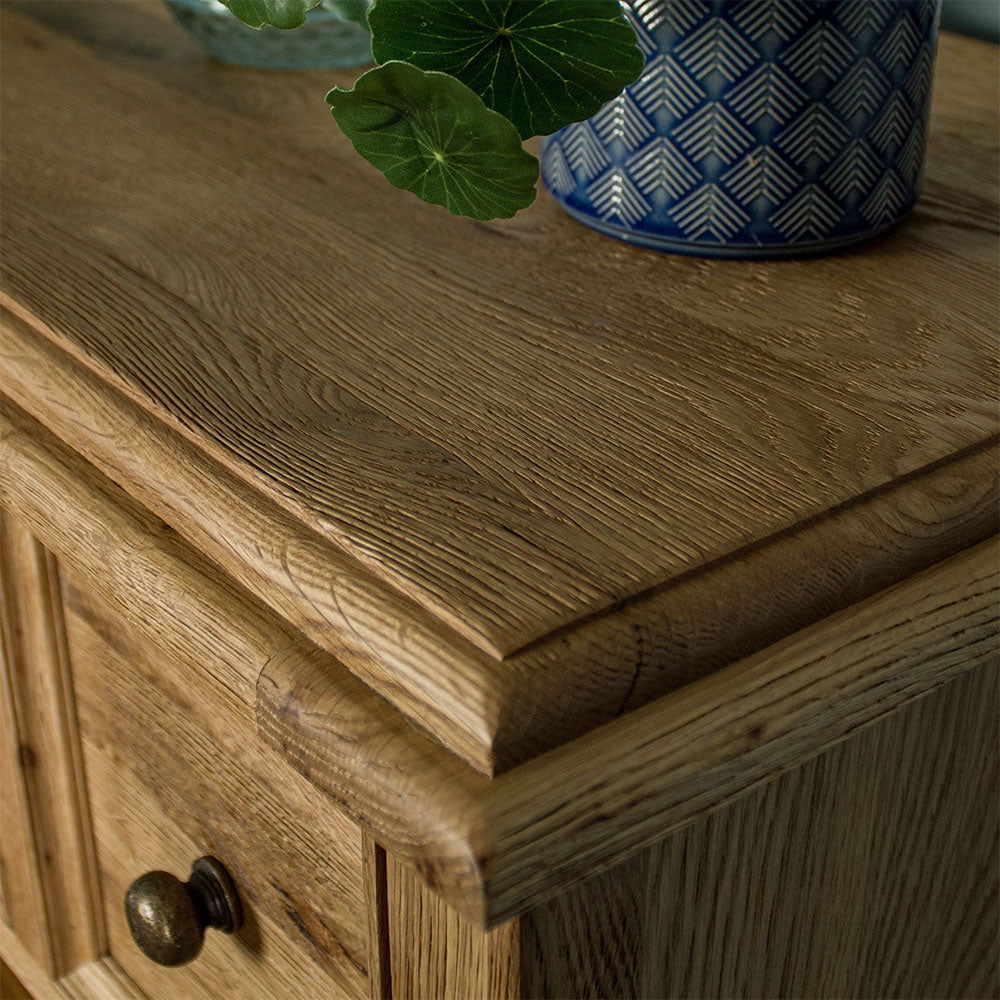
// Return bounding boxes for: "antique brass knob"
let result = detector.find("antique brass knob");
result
[124,856,243,966]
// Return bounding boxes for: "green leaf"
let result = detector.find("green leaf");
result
[320,0,372,26]
[327,61,539,220]
[367,0,644,139]
[220,0,320,29]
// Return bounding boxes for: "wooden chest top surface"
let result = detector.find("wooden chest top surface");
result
[2,2,997,772]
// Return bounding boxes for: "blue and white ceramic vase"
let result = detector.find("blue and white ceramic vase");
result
[541,0,941,257]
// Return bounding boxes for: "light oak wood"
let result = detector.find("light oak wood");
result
[388,854,521,1000]
[0,513,105,976]
[0,583,50,971]
[0,923,146,1000]
[481,537,999,925]
[0,397,484,905]
[262,536,998,927]
[2,5,998,997]
[0,397,301,711]
[2,3,997,774]
[3,310,996,775]
[630,664,999,999]
[5,395,996,939]
[59,960,148,1000]
[1,320,501,774]
[388,663,996,999]
[2,7,995,652]
[62,568,369,1000]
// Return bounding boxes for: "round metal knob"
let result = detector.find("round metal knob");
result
[124,856,243,966]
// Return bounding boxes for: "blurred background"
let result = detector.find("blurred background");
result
[941,0,999,42]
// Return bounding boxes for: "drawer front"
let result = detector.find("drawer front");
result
[60,567,368,1000]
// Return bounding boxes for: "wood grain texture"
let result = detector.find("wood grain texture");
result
[387,854,521,1000]
[441,662,997,1000]
[4,309,997,777]
[0,583,50,970]
[1,922,148,1000]
[1,922,70,1000]
[5,391,996,930]
[482,537,999,925]
[258,638,488,916]
[1,405,371,993]
[0,399,301,711]
[632,663,999,1000]
[59,959,148,1000]
[262,536,999,927]
[2,4,995,651]
[63,569,369,1000]
[0,513,105,976]
[1,330,502,775]
[0,399,484,916]
[1,4,998,774]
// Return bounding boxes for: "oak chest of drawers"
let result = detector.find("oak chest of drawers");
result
[1,4,998,998]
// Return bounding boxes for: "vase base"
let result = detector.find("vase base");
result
[554,202,914,260]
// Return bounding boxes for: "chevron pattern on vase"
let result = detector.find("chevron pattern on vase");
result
[540,0,941,256]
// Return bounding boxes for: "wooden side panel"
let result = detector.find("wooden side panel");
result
[0,510,104,975]
[518,863,648,1000]
[60,569,368,1000]
[510,661,999,1000]
[387,855,520,1000]
[487,538,999,925]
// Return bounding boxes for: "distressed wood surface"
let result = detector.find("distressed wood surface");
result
[1,4,997,773]
[58,960,148,1000]
[0,513,105,977]
[482,536,998,925]
[63,570,369,1000]
[4,309,997,778]
[4,398,997,931]
[387,854,521,1000]
[1,412,370,997]
[262,536,998,927]
[389,663,995,999]
[0,398,483,909]
[630,664,999,1000]
[0,574,50,971]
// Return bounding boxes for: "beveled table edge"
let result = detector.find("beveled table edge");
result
[3,396,996,927]
[3,301,998,777]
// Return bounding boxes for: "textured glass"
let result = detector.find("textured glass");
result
[167,0,372,69]
[541,0,942,257]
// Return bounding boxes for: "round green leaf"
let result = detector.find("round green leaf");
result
[327,61,539,221]
[367,0,644,139]
[220,0,321,29]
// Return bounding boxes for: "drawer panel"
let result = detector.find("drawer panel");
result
[61,569,368,1000]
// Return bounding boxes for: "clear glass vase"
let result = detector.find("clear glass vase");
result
[166,0,371,70]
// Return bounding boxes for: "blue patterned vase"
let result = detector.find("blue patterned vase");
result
[541,0,941,257]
